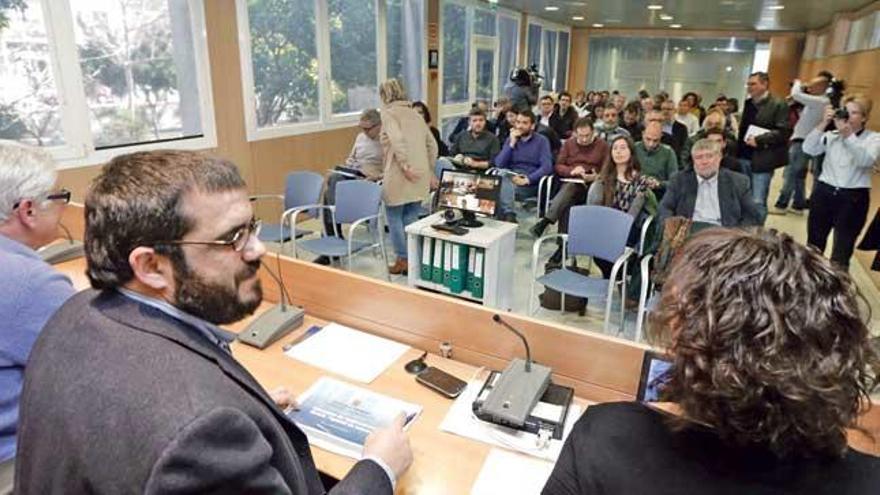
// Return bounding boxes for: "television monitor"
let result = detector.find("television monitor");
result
[436,169,501,227]
[636,350,673,402]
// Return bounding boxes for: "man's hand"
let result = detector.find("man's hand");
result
[644,176,661,189]
[745,136,758,148]
[509,129,522,147]
[402,167,421,182]
[582,171,598,183]
[363,413,413,481]
[268,386,298,411]
[511,174,530,186]
[570,165,586,178]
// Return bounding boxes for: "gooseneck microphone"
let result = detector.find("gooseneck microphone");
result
[492,314,532,372]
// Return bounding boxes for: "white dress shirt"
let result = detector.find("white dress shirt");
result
[803,127,880,189]
[676,113,700,136]
[693,173,722,225]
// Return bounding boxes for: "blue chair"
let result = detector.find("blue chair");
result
[528,205,635,333]
[251,171,325,251]
[290,180,390,280]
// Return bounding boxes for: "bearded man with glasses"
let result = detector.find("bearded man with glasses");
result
[0,141,76,494]
[15,150,412,494]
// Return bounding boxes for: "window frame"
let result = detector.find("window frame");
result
[236,0,428,142]
[5,0,217,170]
[525,17,571,96]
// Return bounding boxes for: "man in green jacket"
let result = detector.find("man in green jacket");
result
[636,122,678,200]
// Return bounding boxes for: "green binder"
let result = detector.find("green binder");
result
[466,247,476,294]
[431,239,444,284]
[420,237,433,281]
[471,248,485,299]
[450,243,469,294]
[442,241,453,288]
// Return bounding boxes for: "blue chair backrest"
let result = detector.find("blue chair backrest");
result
[284,172,324,213]
[567,205,634,262]
[335,180,381,225]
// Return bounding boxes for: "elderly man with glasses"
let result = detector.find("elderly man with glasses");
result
[0,141,76,493]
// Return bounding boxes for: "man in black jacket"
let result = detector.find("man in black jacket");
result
[659,139,759,228]
[736,71,790,224]
[658,100,690,157]
[15,151,411,494]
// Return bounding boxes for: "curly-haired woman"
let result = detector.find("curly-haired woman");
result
[543,228,880,494]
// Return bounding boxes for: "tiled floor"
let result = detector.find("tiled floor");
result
[271,172,880,342]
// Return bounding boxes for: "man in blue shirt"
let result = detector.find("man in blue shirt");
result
[494,109,553,222]
[0,141,75,490]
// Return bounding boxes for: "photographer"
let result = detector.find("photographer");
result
[804,94,880,269]
[506,66,540,112]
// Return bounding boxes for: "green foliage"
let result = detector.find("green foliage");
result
[248,0,319,126]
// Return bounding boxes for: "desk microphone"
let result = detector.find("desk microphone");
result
[476,314,551,427]
[236,249,304,349]
[38,223,84,264]
[492,314,532,372]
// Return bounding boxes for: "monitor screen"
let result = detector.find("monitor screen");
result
[636,351,673,402]
[437,169,501,218]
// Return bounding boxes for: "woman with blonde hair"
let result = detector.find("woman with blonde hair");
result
[378,79,438,275]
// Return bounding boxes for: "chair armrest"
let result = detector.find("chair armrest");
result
[608,247,635,285]
[280,203,329,224]
[531,233,568,281]
[639,215,654,256]
[347,213,380,238]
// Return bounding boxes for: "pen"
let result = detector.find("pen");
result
[282,325,322,352]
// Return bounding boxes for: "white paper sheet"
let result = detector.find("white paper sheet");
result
[744,124,770,141]
[284,323,410,383]
[471,448,555,495]
[439,379,583,462]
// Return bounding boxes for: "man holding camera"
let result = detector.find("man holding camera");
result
[804,94,880,270]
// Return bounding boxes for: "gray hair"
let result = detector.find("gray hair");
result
[691,138,723,157]
[0,140,57,222]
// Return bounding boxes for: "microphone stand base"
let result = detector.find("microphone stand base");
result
[237,304,305,349]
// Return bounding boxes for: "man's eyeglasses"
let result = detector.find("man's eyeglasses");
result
[12,188,71,210]
[151,218,262,252]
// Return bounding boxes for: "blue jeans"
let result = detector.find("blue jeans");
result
[775,141,809,209]
[752,171,774,225]
[499,173,539,215]
[385,201,421,259]
[434,157,455,179]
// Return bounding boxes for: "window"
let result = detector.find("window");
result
[525,20,570,94]
[387,0,425,102]
[542,30,557,92]
[239,0,426,140]
[441,2,469,104]
[0,0,214,165]
[245,0,318,127]
[474,8,495,36]
[555,31,570,93]
[527,24,542,68]
[497,14,519,97]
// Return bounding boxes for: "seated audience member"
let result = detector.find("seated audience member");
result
[434,107,500,178]
[675,98,700,136]
[543,227,880,495]
[531,118,609,241]
[15,150,413,494]
[680,110,737,169]
[621,101,644,142]
[596,106,630,142]
[635,122,678,199]
[494,110,554,222]
[318,109,384,259]
[683,91,707,124]
[651,104,688,158]
[555,92,579,139]
[704,128,743,173]
[804,94,880,270]
[0,142,76,490]
[538,95,566,139]
[412,101,449,157]
[449,100,494,143]
[640,94,654,115]
[491,97,510,127]
[496,106,516,143]
[586,135,655,278]
[573,90,590,117]
[659,139,759,228]
[612,93,627,114]
[536,116,563,159]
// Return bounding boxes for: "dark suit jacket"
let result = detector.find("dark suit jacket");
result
[736,95,790,173]
[15,290,391,495]
[661,121,689,158]
[658,168,760,228]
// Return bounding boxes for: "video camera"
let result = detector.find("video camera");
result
[509,64,544,92]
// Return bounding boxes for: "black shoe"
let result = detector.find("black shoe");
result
[313,255,331,265]
[548,248,563,265]
[530,218,550,238]
[502,212,518,224]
